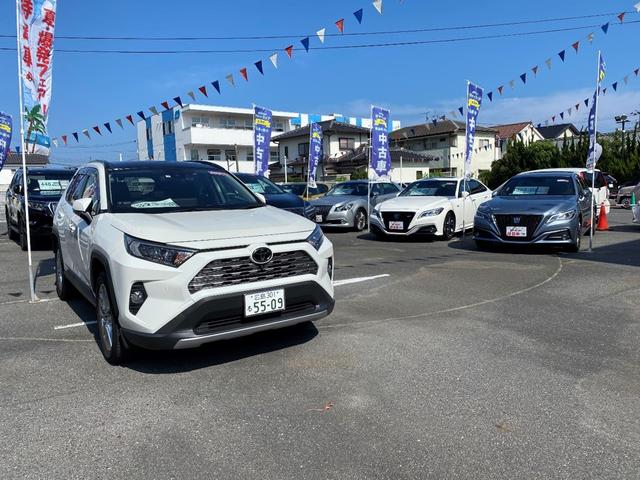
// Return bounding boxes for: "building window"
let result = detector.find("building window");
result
[225,150,236,163]
[416,170,423,179]
[298,143,309,156]
[221,117,236,129]
[339,137,355,150]
[450,136,458,147]
[247,150,253,162]
[190,149,200,161]
[244,119,253,130]
[425,140,438,150]
[191,116,210,128]
[274,121,285,132]
[270,150,280,162]
[284,146,289,159]
[207,149,221,161]
[162,121,173,136]
[480,139,490,148]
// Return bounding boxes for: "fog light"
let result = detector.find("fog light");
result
[327,257,334,279]
[129,282,147,314]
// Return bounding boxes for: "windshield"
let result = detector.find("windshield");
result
[327,183,368,196]
[108,167,262,213]
[281,184,306,196]
[400,180,458,197]
[236,174,284,194]
[26,172,73,196]
[499,176,575,196]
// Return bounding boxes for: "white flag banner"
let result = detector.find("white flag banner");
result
[269,53,278,68]
[372,0,383,14]
[316,28,326,43]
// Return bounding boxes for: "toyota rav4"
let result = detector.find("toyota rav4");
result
[53,161,334,364]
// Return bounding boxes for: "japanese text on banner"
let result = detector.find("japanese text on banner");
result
[370,107,391,181]
[253,106,273,177]
[464,82,484,179]
[0,113,12,172]
[308,123,323,189]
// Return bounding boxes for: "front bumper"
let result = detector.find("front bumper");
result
[474,214,578,245]
[314,208,356,228]
[369,212,442,236]
[122,281,334,350]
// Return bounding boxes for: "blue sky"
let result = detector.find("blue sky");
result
[0,0,638,163]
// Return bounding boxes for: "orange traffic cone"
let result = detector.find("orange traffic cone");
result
[596,203,610,231]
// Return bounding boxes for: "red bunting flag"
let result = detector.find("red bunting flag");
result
[93,126,101,135]
[335,19,345,33]
[199,86,208,97]
[618,12,626,23]
[572,41,580,53]
[285,45,294,58]
[61,135,67,145]
[240,68,248,81]
[161,101,170,110]
[126,115,134,125]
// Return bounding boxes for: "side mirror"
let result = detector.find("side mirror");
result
[72,198,93,222]
[254,192,267,204]
[12,184,22,194]
[491,191,497,198]
[461,191,470,198]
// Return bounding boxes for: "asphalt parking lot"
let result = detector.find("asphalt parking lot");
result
[1,210,639,479]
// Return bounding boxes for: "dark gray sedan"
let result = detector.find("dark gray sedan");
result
[474,171,594,252]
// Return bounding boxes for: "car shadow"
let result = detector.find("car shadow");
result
[356,232,438,243]
[447,237,567,255]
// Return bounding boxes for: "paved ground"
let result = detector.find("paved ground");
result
[0,210,639,479]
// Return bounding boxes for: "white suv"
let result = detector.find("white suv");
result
[53,161,334,364]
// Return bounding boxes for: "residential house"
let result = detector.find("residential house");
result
[536,123,580,140]
[0,153,49,189]
[493,121,545,159]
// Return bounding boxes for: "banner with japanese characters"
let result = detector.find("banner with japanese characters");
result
[0,113,12,172]
[308,123,323,189]
[369,106,391,180]
[464,82,484,179]
[253,106,273,177]
[587,53,606,171]
[19,0,56,154]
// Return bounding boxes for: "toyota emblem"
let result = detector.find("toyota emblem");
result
[513,216,521,224]
[251,247,273,265]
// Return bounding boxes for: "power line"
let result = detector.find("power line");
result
[0,11,628,42]
[0,21,635,55]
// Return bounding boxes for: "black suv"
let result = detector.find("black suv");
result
[5,167,75,250]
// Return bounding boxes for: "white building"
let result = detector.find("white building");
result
[136,104,400,174]
[389,120,498,178]
[493,121,545,159]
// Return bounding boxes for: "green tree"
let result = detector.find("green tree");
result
[24,104,46,154]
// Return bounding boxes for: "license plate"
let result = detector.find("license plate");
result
[244,289,285,317]
[506,226,527,237]
[315,214,323,223]
[389,221,404,231]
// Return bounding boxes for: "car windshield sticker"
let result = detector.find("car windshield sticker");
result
[557,179,570,183]
[130,198,179,209]
[245,183,264,194]
[512,186,550,195]
[37,179,64,190]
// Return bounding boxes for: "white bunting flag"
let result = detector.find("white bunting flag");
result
[149,106,159,115]
[509,79,515,89]
[545,58,552,70]
[316,28,326,44]
[82,129,90,139]
[52,138,58,147]
[115,119,123,129]
[624,75,629,85]
[372,0,383,14]
[269,53,278,68]
[187,91,196,101]
[635,2,640,12]
[226,74,235,87]
[587,32,595,43]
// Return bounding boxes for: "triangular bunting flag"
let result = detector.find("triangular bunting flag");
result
[558,50,566,62]
[584,98,589,107]
[545,58,552,70]
[82,129,90,139]
[335,19,344,33]
[149,106,159,115]
[269,53,278,68]
[532,66,539,76]
[601,23,609,34]
[161,101,170,110]
[61,135,67,145]
[612,82,618,91]
[52,138,58,147]
[575,103,580,112]
[354,8,363,23]
[137,111,146,120]
[226,74,235,86]
[72,132,79,142]
[317,29,326,44]
[300,37,310,52]
[560,112,564,120]
[126,115,134,125]
[587,32,595,43]
[173,96,183,107]
[572,41,580,53]
[373,0,383,14]
[509,79,515,89]
[199,85,208,96]
[635,68,639,77]
[568,107,572,116]
[254,61,264,75]
[187,91,196,101]
[552,116,556,123]
[104,122,112,134]
[212,80,221,94]
[285,45,293,58]
[624,75,629,85]
[520,73,527,84]
[458,107,464,116]
[115,119,123,129]
[636,2,640,13]
[498,85,504,95]
[602,87,607,95]
[93,126,102,135]
[239,68,248,81]
[618,12,625,23]
[487,91,493,102]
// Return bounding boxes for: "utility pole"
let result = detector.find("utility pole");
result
[616,115,629,161]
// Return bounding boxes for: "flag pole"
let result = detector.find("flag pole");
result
[367,106,373,233]
[461,81,470,241]
[588,51,600,253]
[15,0,37,303]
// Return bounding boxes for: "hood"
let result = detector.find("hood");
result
[263,192,304,210]
[311,195,364,207]
[378,196,450,212]
[480,195,576,215]
[109,206,314,246]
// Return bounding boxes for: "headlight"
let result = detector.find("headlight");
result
[306,225,324,250]
[546,209,577,224]
[372,207,382,219]
[419,207,444,218]
[334,202,354,212]
[124,234,196,267]
[475,209,493,222]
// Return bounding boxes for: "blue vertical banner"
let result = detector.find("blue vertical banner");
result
[464,82,484,179]
[308,122,323,188]
[369,106,391,180]
[587,53,606,171]
[0,113,12,172]
[253,106,273,176]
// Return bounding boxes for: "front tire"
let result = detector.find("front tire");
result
[5,209,16,241]
[54,246,75,300]
[353,208,367,232]
[567,221,582,253]
[95,272,128,365]
[440,211,456,241]
[18,219,28,251]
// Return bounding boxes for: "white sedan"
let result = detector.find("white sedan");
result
[633,204,640,224]
[369,178,492,240]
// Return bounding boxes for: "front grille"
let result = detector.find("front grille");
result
[188,251,318,293]
[494,214,543,241]
[314,205,332,221]
[381,212,416,232]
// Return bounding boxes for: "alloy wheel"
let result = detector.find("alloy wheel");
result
[355,210,366,231]
[55,249,64,290]
[97,283,114,355]
[443,212,456,240]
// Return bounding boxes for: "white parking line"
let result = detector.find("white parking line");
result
[54,321,96,330]
[332,274,390,287]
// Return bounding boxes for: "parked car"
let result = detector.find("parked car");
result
[531,168,610,214]
[52,161,335,364]
[310,180,400,231]
[5,166,75,250]
[602,173,618,199]
[280,182,329,200]
[235,173,316,219]
[632,204,640,224]
[370,178,491,240]
[615,179,639,209]
[474,171,594,252]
